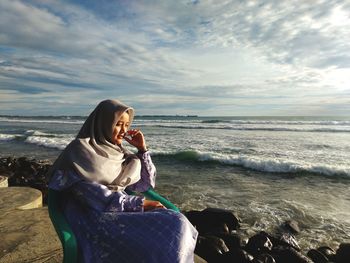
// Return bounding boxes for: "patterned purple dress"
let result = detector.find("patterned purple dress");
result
[49,152,198,263]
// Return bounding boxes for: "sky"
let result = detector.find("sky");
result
[0,0,350,116]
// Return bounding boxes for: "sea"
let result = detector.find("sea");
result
[1,115,350,251]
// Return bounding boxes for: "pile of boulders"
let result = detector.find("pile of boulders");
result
[0,157,52,203]
[185,208,350,263]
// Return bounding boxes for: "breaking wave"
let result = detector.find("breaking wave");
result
[153,150,350,178]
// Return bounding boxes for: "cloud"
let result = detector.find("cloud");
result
[0,83,48,94]
[0,0,349,115]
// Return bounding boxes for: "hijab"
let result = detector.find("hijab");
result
[49,99,141,191]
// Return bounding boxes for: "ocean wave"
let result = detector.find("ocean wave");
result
[25,130,50,136]
[24,130,72,138]
[0,130,74,146]
[153,150,350,178]
[1,129,73,149]
[201,120,225,123]
[0,133,19,141]
[144,124,350,133]
[24,136,72,150]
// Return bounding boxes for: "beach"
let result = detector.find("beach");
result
[1,115,350,253]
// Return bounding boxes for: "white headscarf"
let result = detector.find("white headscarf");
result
[49,99,141,191]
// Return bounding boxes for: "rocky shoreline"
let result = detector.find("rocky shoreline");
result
[185,208,349,263]
[0,156,349,263]
[0,156,52,204]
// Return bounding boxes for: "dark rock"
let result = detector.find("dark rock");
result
[245,232,273,256]
[255,231,300,252]
[195,235,229,262]
[0,158,13,176]
[185,210,206,232]
[221,248,253,263]
[185,208,240,235]
[254,254,276,263]
[272,246,313,263]
[201,207,240,231]
[184,210,201,221]
[203,235,230,253]
[307,249,328,263]
[278,232,301,251]
[282,220,300,234]
[276,220,302,251]
[317,246,336,261]
[207,223,230,235]
[17,156,34,170]
[213,233,244,250]
[335,243,350,263]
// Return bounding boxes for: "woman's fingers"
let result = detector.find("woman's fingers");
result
[123,136,132,143]
[126,130,143,142]
[143,200,166,211]
[127,129,141,136]
[123,129,147,151]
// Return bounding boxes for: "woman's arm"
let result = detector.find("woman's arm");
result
[49,170,144,212]
[126,151,156,192]
[70,180,144,212]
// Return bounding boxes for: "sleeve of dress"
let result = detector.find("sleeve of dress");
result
[49,170,144,212]
[126,151,157,192]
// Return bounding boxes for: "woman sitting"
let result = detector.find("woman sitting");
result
[48,99,198,263]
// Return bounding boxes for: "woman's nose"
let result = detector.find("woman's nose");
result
[121,125,127,133]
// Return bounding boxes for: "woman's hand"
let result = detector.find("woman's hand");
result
[123,129,147,152]
[143,200,166,211]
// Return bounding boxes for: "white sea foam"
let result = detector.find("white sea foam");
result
[218,154,349,177]
[152,150,350,178]
[25,130,51,136]
[207,152,350,177]
[24,130,70,137]
[24,136,73,150]
[0,133,18,141]
[0,129,75,148]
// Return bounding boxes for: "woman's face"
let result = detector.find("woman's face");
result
[111,111,130,145]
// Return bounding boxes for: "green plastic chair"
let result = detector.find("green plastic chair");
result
[48,188,78,263]
[48,188,179,263]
